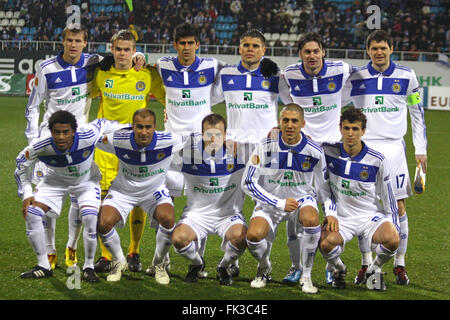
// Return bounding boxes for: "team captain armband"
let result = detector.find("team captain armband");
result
[407,91,421,106]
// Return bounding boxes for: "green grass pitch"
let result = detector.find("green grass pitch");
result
[0,96,448,301]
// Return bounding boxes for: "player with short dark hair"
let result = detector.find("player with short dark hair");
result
[242,104,334,293]
[282,31,353,285]
[346,29,427,285]
[171,114,247,285]
[95,109,183,284]
[320,107,400,291]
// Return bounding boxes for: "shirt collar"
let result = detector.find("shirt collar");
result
[278,131,307,152]
[174,56,201,72]
[130,132,157,151]
[56,51,85,69]
[340,141,368,162]
[237,60,263,76]
[367,60,396,76]
[300,60,328,79]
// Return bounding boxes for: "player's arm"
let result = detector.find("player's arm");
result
[91,118,130,136]
[376,158,400,231]
[95,131,116,155]
[241,144,289,211]
[15,145,38,204]
[25,65,47,144]
[406,72,427,172]
[313,150,337,217]
[340,62,355,107]
[147,65,166,107]
[211,69,225,107]
[278,72,295,105]
[89,67,102,99]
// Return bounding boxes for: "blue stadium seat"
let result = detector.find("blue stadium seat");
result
[216,15,225,23]
[22,26,29,34]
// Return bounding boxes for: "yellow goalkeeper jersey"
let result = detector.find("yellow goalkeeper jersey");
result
[91,65,165,124]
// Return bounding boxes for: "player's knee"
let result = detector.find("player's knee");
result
[171,229,190,249]
[246,228,265,243]
[96,211,113,235]
[228,226,247,249]
[386,231,400,252]
[300,210,319,227]
[319,237,333,254]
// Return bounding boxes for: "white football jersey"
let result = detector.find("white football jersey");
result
[96,129,184,197]
[347,61,427,154]
[177,133,246,216]
[241,132,335,215]
[284,60,352,144]
[322,142,399,228]
[156,56,225,135]
[25,52,102,143]
[15,119,122,200]
[214,61,293,143]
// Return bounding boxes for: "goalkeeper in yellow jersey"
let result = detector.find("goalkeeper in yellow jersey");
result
[90,29,166,273]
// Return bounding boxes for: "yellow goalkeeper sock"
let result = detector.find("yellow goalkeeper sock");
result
[128,207,147,255]
[99,237,113,261]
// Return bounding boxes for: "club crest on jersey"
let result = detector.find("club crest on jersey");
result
[36,170,44,177]
[261,80,270,89]
[157,151,166,160]
[392,83,401,93]
[105,194,113,199]
[226,163,235,172]
[327,81,336,92]
[136,81,146,92]
[82,149,91,159]
[198,75,207,85]
[302,160,311,170]
[360,169,369,180]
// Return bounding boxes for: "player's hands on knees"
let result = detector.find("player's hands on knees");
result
[22,197,35,219]
[133,53,146,71]
[323,215,339,232]
[284,197,299,212]
[416,154,427,173]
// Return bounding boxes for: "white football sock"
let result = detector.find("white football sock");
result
[301,226,320,277]
[395,213,408,267]
[174,241,203,265]
[99,228,125,262]
[80,208,98,269]
[26,206,51,270]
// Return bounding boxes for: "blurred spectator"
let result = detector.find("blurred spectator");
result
[1,0,448,58]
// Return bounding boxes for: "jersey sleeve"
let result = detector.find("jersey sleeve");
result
[212,69,225,106]
[406,70,427,155]
[25,65,48,143]
[148,65,166,106]
[340,62,354,107]
[376,157,400,230]
[278,72,294,105]
[171,132,189,154]
[95,132,116,154]
[241,143,286,210]
[14,145,38,199]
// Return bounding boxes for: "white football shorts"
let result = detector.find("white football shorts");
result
[364,139,412,199]
[102,185,173,228]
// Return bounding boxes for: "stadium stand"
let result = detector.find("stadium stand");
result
[0,0,448,60]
